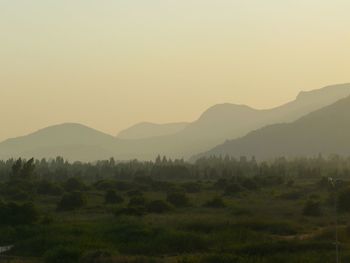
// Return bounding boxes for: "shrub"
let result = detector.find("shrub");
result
[337,188,350,213]
[278,191,303,200]
[200,254,241,263]
[128,195,146,207]
[37,180,63,196]
[0,202,39,225]
[204,196,226,208]
[57,192,86,211]
[302,200,322,216]
[147,200,171,213]
[224,183,244,195]
[94,180,118,191]
[63,178,86,192]
[167,192,190,207]
[105,190,124,204]
[127,190,144,197]
[80,249,114,263]
[182,182,201,193]
[114,206,146,217]
[44,246,81,263]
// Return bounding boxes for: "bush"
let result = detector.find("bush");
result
[200,254,241,263]
[278,191,304,200]
[127,190,144,197]
[128,195,146,207]
[80,249,114,263]
[167,192,190,207]
[37,180,63,196]
[105,190,124,204]
[302,200,322,216]
[147,200,171,213]
[204,196,226,208]
[337,188,350,213]
[94,180,118,191]
[44,246,81,263]
[114,206,146,217]
[63,177,86,192]
[182,182,201,193]
[57,192,86,211]
[224,183,244,195]
[0,202,39,225]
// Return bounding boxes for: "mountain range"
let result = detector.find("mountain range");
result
[195,93,350,161]
[0,83,350,161]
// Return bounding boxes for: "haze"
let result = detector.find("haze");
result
[1,0,350,141]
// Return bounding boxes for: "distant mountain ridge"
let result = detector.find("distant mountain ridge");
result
[0,123,118,161]
[0,83,350,161]
[194,94,350,160]
[117,122,189,140]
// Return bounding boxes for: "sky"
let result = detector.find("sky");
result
[1,0,350,141]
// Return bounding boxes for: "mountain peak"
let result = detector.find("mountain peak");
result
[197,103,256,121]
[296,83,350,101]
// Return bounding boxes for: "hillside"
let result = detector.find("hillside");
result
[0,123,118,161]
[115,83,350,159]
[195,95,350,160]
[117,122,189,139]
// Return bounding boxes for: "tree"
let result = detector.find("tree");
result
[11,158,35,180]
[167,192,189,207]
[44,246,81,263]
[147,200,171,213]
[37,180,63,196]
[302,200,322,216]
[57,192,86,211]
[128,195,146,207]
[21,158,35,179]
[105,190,124,204]
[63,178,86,192]
[205,196,226,208]
[0,202,39,225]
[337,188,350,213]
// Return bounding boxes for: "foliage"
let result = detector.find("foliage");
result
[337,188,350,213]
[167,192,190,207]
[57,192,87,211]
[44,245,81,263]
[302,200,322,216]
[105,190,124,204]
[0,202,39,225]
[204,196,226,208]
[147,200,171,213]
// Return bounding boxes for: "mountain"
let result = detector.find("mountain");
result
[0,83,350,161]
[117,122,189,139]
[113,83,350,160]
[194,94,350,160]
[0,123,118,162]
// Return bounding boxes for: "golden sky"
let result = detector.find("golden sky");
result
[1,0,350,140]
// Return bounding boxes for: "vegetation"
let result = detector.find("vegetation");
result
[0,155,350,262]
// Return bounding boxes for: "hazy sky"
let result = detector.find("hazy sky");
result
[1,0,350,141]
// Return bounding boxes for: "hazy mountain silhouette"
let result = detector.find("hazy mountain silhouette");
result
[117,122,189,139]
[0,123,118,161]
[0,84,350,161]
[194,94,350,160]
[114,83,350,159]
